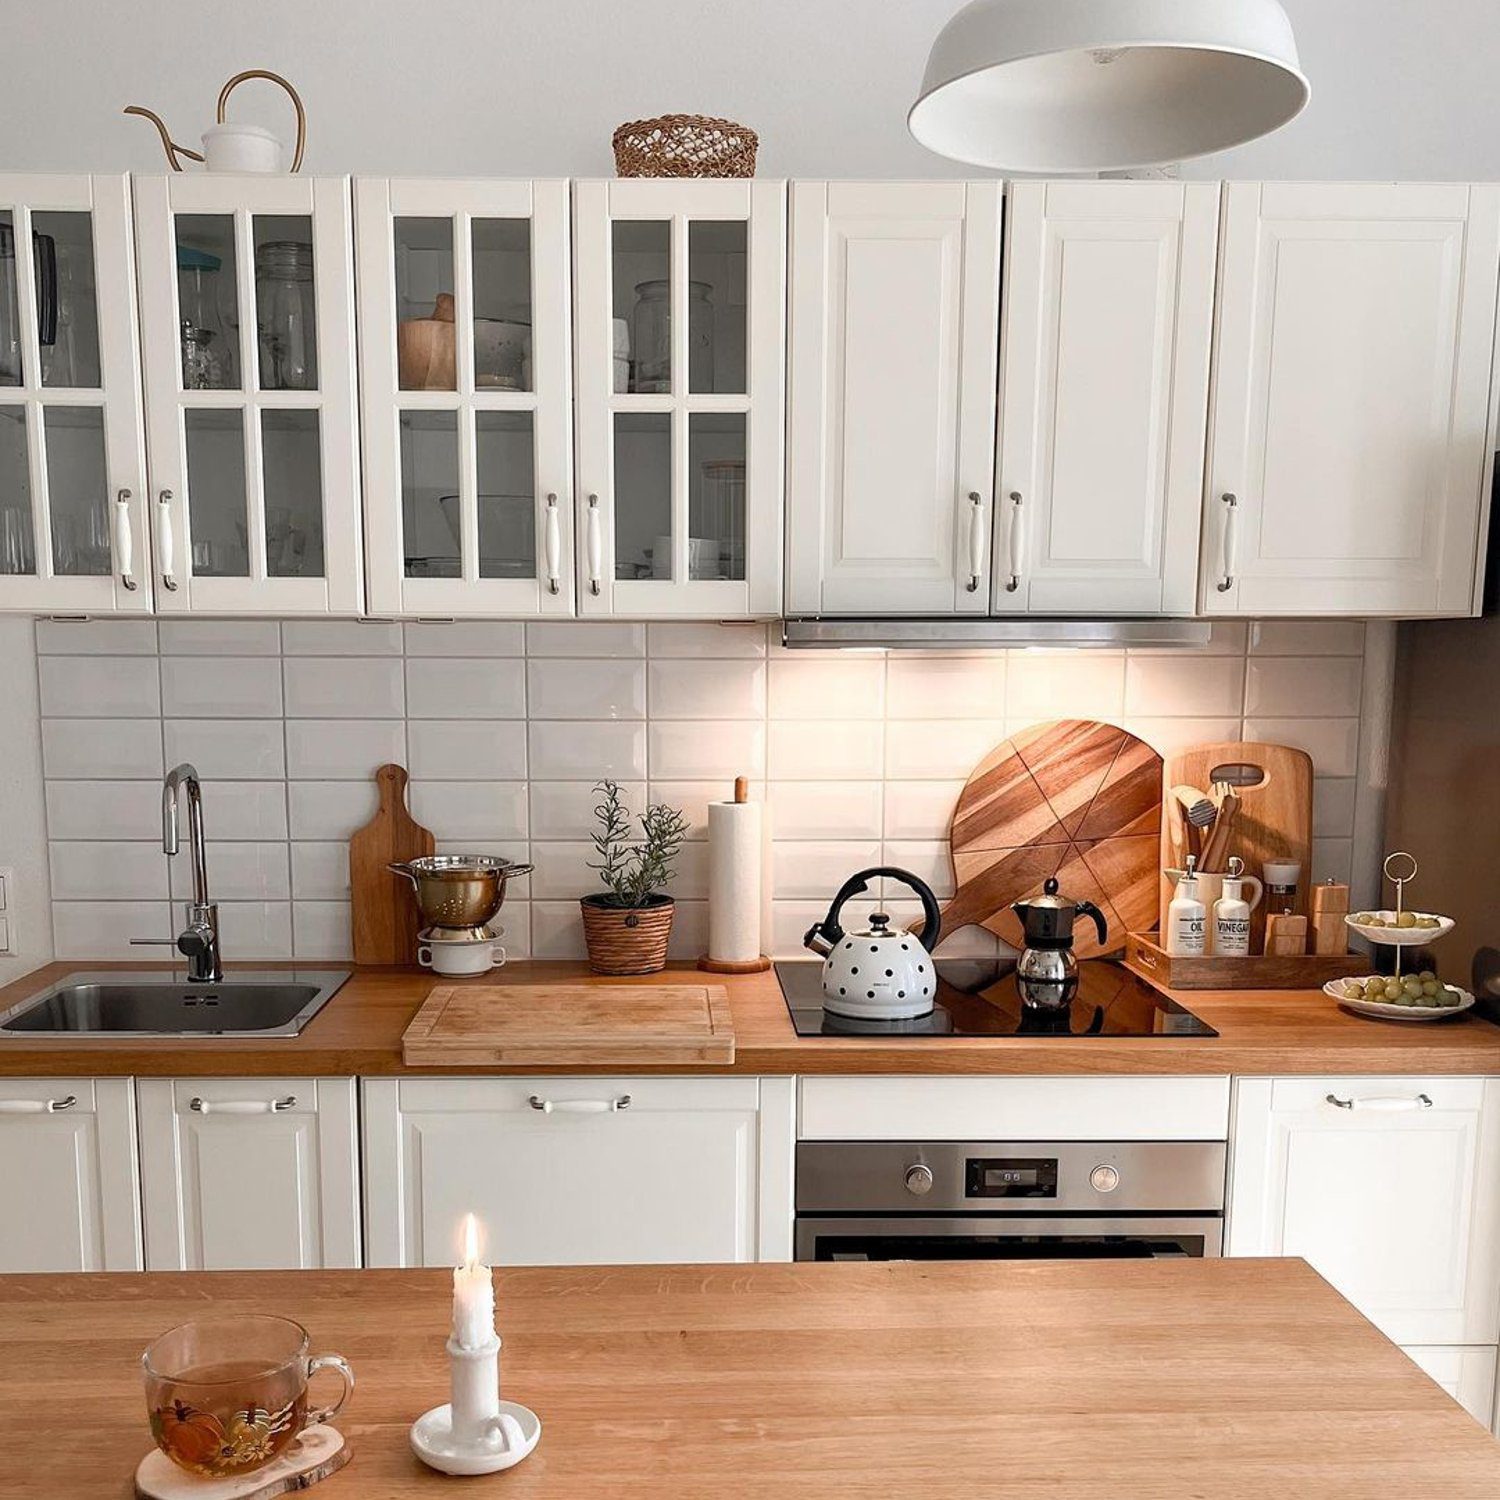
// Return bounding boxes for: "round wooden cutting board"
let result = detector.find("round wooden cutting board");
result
[938,719,1163,959]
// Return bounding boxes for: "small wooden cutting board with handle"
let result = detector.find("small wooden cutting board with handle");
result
[350,763,434,965]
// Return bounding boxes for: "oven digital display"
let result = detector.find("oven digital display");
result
[965,1157,1059,1199]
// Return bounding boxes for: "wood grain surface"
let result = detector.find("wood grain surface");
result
[402,983,735,1066]
[942,720,1163,957]
[1125,934,1365,990]
[3,1260,1498,1498]
[349,765,434,967]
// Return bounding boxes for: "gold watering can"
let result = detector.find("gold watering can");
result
[125,69,307,173]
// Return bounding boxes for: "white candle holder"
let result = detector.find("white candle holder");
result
[410,1334,540,1475]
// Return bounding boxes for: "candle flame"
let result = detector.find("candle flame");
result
[462,1212,480,1269]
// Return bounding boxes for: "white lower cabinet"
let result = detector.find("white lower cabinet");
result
[0,1077,141,1271]
[1404,1345,1498,1428]
[361,1076,795,1267]
[1228,1077,1500,1346]
[136,1078,361,1271]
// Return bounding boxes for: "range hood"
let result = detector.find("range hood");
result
[782,618,1214,650]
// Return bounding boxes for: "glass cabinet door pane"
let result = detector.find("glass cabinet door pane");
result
[0,212,23,387]
[400,409,460,577]
[175,215,241,391]
[613,412,671,579]
[395,217,455,392]
[253,215,317,392]
[33,212,101,389]
[688,222,747,394]
[689,414,746,580]
[612,223,671,393]
[0,406,34,572]
[184,408,249,576]
[476,411,536,578]
[471,220,532,392]
[262,409,324,578]
[44,405,108,575]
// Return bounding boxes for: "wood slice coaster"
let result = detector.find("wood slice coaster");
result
[135,1425,349,1499]
[939,719,1163,958]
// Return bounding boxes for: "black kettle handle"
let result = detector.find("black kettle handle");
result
[1076,899,1109,947]
[808,866,941,951]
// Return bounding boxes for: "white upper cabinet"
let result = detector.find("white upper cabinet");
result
[786,181,1001,616]
[356,179,575,617]
[0,175,151,614]
[573,179,785,618]
[997,181,1217,615]
[134,174,362,614]
[1205,182,1500,617]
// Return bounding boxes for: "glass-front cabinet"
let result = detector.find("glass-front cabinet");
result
[133,175,361,613]
[573,179,784,616]
[356,179,574,616]
[0,174,150,613]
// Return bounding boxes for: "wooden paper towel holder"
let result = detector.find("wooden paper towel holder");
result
[698,775,772,974]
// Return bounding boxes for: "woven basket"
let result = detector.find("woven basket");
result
[612,115,758,178]
[580,894,676,975]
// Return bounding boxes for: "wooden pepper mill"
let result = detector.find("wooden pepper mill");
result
[1310,879,1350,956]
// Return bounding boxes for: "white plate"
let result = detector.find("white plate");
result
[1344,910,1455,946]
[1324,980,1475,1022]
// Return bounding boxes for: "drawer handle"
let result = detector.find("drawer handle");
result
[528,1094,631,1114]
[0,1094,76,1114]
[1325,1092,1433,1112]
[157,490,178,591]
[585,494,602,596]
[544,493,562,595]
[189,1095,297,1115]
[1004,491,1023,593]
[114,489,137,591]
[965,491,985,592]
[1215,492,1237,593]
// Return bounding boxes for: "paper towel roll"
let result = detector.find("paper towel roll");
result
[707,797,763,963]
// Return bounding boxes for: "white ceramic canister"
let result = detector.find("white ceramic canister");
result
[201,122,283,173]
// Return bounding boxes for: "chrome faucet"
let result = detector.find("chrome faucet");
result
[131,762,223,981]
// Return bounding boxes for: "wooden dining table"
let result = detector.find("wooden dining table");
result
[1,1256,1498,1497]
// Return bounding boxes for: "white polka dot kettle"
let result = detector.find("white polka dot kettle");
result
[803,866,943,1021]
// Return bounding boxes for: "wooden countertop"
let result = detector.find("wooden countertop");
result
[2,959,1500,1077]
[2,1259,1497,1498]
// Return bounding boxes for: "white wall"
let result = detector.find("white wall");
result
[5,0,1500,181]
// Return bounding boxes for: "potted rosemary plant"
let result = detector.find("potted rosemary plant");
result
[581,780,689,974]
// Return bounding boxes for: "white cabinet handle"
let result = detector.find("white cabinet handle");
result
[1215,492,1238,593]
[113,489,137,591]
[544,493,562,595]
[585,494,602,597]
[1325,1092,1433,1112]
[189,1095,297,1115]
[964,492,986,593]
[157,490,178,591]
[528,1094,631,1114]
[1004,491,1024,593]
[0,1094,76,1114]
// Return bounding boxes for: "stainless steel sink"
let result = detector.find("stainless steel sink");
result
[0,970,351,1038]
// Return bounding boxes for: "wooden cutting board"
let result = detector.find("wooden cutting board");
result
[1158,741,1314,945]
[402,983,735,1066]
[939,720,1163,959]
[350,763,435,966]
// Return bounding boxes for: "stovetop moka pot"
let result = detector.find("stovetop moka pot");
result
[1010,877,1109,1009]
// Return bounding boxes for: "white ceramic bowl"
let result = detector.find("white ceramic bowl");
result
[1324,979,1475,1022]
[1344,910,1455,946]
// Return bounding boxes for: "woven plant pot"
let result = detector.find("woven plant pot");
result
[612,115,758,178]
[580,893,675,975]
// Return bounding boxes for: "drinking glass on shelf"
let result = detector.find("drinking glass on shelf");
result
[0,506,34,574]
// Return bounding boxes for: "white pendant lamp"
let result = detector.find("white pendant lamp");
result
[909,0,1309,173]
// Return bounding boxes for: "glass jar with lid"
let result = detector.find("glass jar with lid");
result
[630,279,714,393]
[256,240,318,390]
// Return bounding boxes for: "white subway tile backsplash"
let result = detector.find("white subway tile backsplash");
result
[285,719,406,779]
[1125,657,1244,718]
[527,658,646,720]
[46,779,162,840]
[170,842,290,902]
[36,619,158,654]
[162,656,282,717]
[530,900,586,959]
[281,620,403,655]
[647,622,766,658]
[409,780,528,841]
[882,781,963,841]
[886,656,1006,719]
[284,657,404,718]
[1249,620,1367,656]
[530,721,647,780]
[665,900,708,959]
[1006,652,1124,720]
[649,721,767,780]
[770,781,883,841]
[1313,777,1358,839]
[650,780,766,840]
[530,780,645,840]
[1245,657,1362,718]
[405,621,525,657]
[53,900,172,959]
[1123,717,1244,759]
[881,841,956,900]
[648,659,766,719]
[216,901,293,958]
[290,841,350,900]
[288,780,378,840]
[50,841,168,901]
[408,720,527,780]
[405,658,525,719]
[772,840,882,899]
[528,842,596,901]
[158,620,280,656]
[163,720,285,780]
[526,621,644,657]
[885,719,1007,780]
[195,783,288,840]
[39,655,160,717]
[769,658,885,719]
[42,718,162,779]
[768,721,881,780]
[1242,717,1362,778]
[293,901,352,959]
[1310,837,1354,887]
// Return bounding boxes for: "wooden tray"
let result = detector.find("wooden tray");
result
[402,983,735,1067]
[1125,933,1366,991]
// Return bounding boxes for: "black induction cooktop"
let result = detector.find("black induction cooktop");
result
[776,957,1218,1038]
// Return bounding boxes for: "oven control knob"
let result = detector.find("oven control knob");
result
[1090,1164,1120,1194]
[904,1164,934,1196]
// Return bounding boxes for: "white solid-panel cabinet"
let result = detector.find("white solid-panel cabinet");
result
[1404,1345,1497,1428]
[1228,1077,1500,1346]
[1205,182,1500,616]
[785,181,1002,616]
[573,178,785,617]
[356,178,576,617]
[997,181,1217,615]
[0,1077,141,1271]
[136,1077,360,1271]
[133,174,363,614]
[0,174,152,614]
[361,1076,795,1267]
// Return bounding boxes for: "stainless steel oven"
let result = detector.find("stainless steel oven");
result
[794,1140,1225,1261]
